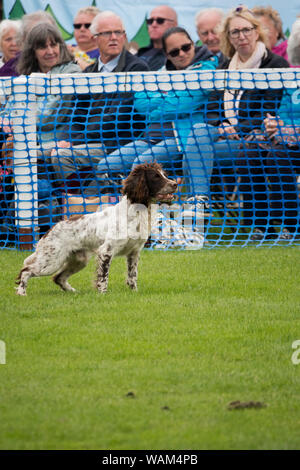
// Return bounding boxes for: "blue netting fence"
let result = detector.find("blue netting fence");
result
[0,69,299,250]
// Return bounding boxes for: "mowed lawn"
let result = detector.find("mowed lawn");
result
[0,247,300,450]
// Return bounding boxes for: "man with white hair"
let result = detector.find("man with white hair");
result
[138,5,178,70]
[195,8,226,66]
[85,10,149,73]
[287,17,300,65]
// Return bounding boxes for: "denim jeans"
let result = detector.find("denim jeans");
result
[96,139,181,174]
[185,123,241,195]
[97,124,242,196]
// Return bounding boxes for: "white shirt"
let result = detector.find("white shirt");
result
[97,54,121,72]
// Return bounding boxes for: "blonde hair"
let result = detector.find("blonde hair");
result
[252,5,285,41]
[75,6,101,19]
[220,5,267,58]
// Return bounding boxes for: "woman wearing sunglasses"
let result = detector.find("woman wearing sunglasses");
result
[184,6,289,236]
[70,6,101,70]
[162,26,213,70]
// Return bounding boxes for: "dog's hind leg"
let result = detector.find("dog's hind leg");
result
[15,252,39,296]
[126,250,141,291]
[16,267,35,296]
[53,250,91,292]
[95,245,113,293]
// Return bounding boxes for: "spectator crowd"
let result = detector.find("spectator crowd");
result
[0,4,300,247]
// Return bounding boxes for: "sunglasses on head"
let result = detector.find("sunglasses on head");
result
[73,23,91,30]
[167,42,193,58]
[146,17,174,25]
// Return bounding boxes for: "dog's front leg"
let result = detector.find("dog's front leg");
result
[96,245,113,293]
[126,250,141,291]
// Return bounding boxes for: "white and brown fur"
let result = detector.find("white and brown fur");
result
[16,162,177,296]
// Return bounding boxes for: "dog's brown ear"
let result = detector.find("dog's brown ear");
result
[122,165,149,206]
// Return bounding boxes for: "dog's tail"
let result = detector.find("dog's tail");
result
[16,266,32,285]
[15,253,36,285]
[15,267,27,285]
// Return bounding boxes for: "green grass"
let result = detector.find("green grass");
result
[1,247,300,450]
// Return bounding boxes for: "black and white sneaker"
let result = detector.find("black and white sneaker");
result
[181,195,210,220]
[185,195,210,209]
[277,228,293,241]
[151,206,205,250]
[250,228,265,241]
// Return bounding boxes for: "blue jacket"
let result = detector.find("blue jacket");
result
[277,88,300,125]
[134,54,218,148]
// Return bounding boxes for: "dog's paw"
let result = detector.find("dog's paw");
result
[66,286,77,293]
[15,287,27,296]
[126,280,137,291]
[96,283,107,294]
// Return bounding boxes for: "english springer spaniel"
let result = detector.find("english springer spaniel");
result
[16,162,177,296]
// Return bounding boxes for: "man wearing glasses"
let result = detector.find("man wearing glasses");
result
[137,5,178,70]
[83,11,150,73]
[51,11,149,195]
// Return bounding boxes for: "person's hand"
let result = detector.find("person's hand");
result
[0,116,13,133]
[219,123,240,140]
[57,140,71,149]
[51,140,71,156]
[264,113,283,137]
